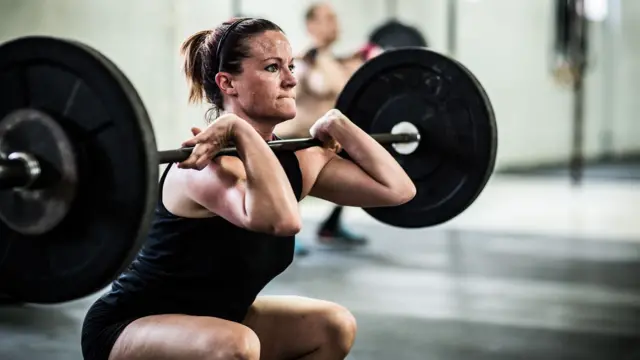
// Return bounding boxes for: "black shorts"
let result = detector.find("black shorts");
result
[81,299,139,360]
[81,295,251,360]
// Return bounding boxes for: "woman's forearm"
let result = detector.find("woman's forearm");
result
[231,121,300,234]
[326,118,416,197]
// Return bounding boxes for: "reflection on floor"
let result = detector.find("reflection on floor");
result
[1,219,639,360]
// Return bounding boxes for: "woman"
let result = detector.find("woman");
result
[81,17,415,360]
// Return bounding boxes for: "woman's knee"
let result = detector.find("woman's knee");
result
[198,324,261,360]
[319,303,358,353]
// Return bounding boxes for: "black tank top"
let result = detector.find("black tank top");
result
[100,147,303,322]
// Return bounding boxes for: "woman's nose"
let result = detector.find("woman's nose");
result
[283,68,298,87]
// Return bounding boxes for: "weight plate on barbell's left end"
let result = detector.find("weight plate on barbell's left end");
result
[336,47,497,228]
[0,36,158,303]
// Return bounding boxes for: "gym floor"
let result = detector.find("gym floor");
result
[1,174,639,360]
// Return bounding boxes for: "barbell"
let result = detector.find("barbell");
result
[0,36,497,304]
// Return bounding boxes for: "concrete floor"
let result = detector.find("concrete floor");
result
[1,175,640,360]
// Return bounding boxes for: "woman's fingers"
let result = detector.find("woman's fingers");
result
[178,123,234,169]
[195,154,211,170]
[181,127,207,147]
[178,143,212,169]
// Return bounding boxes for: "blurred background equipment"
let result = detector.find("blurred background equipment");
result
[369,0,428,49]
[369,20,428,49]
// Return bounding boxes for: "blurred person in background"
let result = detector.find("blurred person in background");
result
[276,2,383,255]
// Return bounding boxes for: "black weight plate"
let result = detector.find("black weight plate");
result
[0,36,158,303]
[369,20,428,50]
[336,47,497,228]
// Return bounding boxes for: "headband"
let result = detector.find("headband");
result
[215,18,250,72]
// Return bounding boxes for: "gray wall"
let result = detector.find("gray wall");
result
[0,0,638,170]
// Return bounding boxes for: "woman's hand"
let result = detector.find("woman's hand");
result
[309,109,348,153]
[305,108,416,208]
[178,114,239,170]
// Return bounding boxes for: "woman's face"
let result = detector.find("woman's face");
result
[232,30,298,123]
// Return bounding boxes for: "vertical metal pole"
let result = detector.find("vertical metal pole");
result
[600,0,621,158]
[231,0,242,17]
[570,69,586,185]
[569,0,588,185]
[447,0,458,56]
[386,0,398,18]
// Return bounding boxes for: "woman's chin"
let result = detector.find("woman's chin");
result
[276,107,296,120]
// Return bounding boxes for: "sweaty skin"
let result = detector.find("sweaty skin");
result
[229,35,298,127]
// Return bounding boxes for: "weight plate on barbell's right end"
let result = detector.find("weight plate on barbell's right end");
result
[0,36,158,303]
[336,47,497,228]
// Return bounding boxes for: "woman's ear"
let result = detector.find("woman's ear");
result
[215,72,238,96]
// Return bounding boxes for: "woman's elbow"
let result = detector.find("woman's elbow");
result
[391,181,417,206]
[251,214,302,237]
[270,216,302,237]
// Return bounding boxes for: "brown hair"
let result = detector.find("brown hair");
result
[305,3,321,21]
[180,17,284,121]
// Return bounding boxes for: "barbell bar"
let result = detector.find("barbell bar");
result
[156,132,421,164]
[0,156,33,189]
[0,132,420,189]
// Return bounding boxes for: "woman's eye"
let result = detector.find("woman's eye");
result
[288,64,296,72]
[265,64,278,72]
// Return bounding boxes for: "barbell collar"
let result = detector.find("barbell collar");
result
[157,132,421,165]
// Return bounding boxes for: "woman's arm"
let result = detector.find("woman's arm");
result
[181,116,301,235]
[300,110,416,207]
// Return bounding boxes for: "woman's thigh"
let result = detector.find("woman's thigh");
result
[242,296,357,360]
[108,314,260,360]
